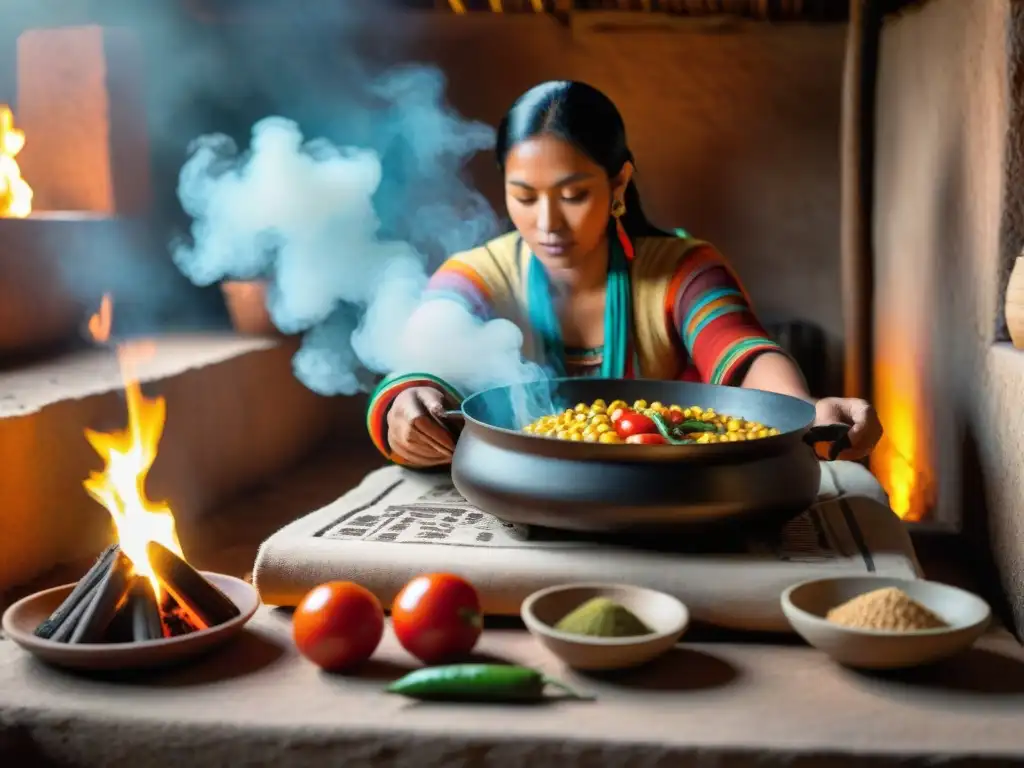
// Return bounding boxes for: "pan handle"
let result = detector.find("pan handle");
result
[803,423,852,461]
[441,409,465,423]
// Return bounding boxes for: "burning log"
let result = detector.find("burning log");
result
[34,546,239,644]
[145,541,241,628]
[34,544,120,640]
[69,549,134,644]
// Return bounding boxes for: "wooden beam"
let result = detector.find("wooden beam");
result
[839,0,881,400]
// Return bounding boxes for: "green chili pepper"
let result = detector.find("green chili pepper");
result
[676,419,718,433]
[648,412,694,445]
[385,664,590,702]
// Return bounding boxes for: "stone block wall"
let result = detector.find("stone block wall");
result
[872,0,1024,626]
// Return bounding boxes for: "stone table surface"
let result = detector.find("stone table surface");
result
[2,605,1024,767]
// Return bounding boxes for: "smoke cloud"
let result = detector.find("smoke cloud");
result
[171,65,545,398]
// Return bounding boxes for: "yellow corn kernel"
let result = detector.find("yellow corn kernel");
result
[726,419,741,432]
[633,399,648,410]
[595,423,611,434]
[599,432,622,443]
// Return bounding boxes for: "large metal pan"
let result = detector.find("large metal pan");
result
[445,377,850,533]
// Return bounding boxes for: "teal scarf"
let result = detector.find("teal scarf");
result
[525,231,633,379]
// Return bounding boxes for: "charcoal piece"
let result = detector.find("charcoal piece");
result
[129,578,164,642]
[104,585,137,644]
[69,550,134,644]
[146,541,240,629]
[50,580,101,643]
[34,544,119,639]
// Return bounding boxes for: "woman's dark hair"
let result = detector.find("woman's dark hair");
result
[495,80,667,238]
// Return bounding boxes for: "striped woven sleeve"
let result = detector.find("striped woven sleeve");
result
[365,372,464,467]
[364,254,496,465]
[667,245,787,386]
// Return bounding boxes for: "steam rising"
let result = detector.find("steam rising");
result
[172,67,545,398]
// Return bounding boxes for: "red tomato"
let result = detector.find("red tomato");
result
[626,433,667,445]
[610,407,629,424]
[293,581,384,672]
[669,411,685,425]
[615,411,658,439]
[392,573,482,664]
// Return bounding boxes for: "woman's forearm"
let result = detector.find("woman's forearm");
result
[739,351,813,401]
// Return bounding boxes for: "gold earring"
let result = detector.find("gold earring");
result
[611,199,626,218]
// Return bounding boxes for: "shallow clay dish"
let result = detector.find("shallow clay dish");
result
[2,572,260,672]
[781,575,991,670]
[521,583,689,671]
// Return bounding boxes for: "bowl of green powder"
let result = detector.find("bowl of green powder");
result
[521,583,689,670]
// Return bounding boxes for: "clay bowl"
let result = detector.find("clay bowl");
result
[781,575,991,670]
[2,572,260,672]
[521,582,689,671]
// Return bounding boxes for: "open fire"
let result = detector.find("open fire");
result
[0,105,32,218]
[32,295,240,644]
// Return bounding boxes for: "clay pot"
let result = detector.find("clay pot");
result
[220,280,279,336]
[1006,256,1024,349]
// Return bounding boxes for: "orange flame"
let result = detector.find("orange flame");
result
[0,106,32,218]
[84,294,184,595]
[870,356,930,521]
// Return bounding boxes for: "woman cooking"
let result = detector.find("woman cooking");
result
[367,80,882,468]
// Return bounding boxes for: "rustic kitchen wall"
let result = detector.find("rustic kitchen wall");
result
[872,0,1024,625]
[0,9,848,392]
[412,13,849,391]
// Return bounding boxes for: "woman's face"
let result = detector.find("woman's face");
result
[504,134,630,275]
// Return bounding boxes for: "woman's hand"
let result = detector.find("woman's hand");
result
[814,397,883,461]
[386,386,457,467]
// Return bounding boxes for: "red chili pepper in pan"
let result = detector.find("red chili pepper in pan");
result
[626,433,667,445]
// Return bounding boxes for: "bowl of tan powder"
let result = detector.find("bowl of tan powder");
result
[781,576,991,670]
[522,583,689,670]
